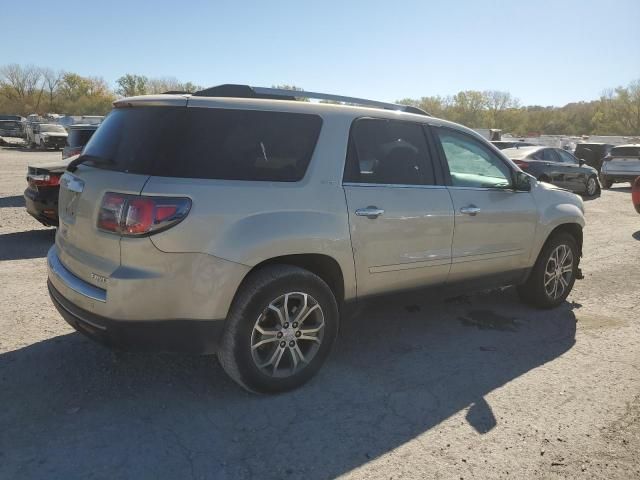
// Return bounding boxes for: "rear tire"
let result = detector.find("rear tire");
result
[600,174,613,189]
[217,265,339,394]
[518,232,579,309]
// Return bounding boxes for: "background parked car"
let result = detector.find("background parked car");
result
[502,146,600,196]
[632,176,640,214]
[574,142,614,172]
[0,119,25,138]
[491,140,536,150]
[23,158,70,226]
[600,144,640,189]
[63,124,98,159]
[47,86,586,394]
[25,123,68,150]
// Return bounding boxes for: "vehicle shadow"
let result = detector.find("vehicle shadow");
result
[0,289,576,479]
[0,195,25,208]
[605,186,632,193]
[0,229,55,260]
[632,231,640,241]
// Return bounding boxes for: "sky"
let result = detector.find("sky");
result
[3,0,639,106]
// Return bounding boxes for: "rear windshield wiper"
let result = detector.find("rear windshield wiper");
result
[67,154,102,173]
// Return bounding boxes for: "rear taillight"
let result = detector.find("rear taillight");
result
[27,174,61,187]
[97,193,191,236]
[632,177,640,214]
[513,159,530,169]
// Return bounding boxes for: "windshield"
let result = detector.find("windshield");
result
[40,124,66,133]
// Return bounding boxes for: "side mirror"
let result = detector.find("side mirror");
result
[579,159,585,166]
[513,171,532,192]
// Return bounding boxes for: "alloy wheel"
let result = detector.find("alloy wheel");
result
[250,292,325,378]
[587,177,597,196]
[544,244,574,300]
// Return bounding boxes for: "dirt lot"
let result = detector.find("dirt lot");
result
[1,147,639,480]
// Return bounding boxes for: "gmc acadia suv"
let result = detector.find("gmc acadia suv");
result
[47,85,585,393]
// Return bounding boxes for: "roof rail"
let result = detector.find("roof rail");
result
[192,84,430,116]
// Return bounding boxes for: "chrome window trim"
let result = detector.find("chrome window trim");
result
[446,186,530,193]
[343,182,446,189]
[48,247,107,303]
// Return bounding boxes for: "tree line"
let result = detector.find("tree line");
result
[0,65,202,117]
[397,81,640,137]
[1,64,638,136]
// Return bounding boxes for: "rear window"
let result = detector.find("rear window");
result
[574,144,611,158]
[82,107,322,182]
[67,128,96,148]
[611,146,640,157]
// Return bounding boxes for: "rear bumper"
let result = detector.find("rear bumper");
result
[24,187,59,226]
[47,245,231,353]
[48,280,225,354]
[601,167,640,182]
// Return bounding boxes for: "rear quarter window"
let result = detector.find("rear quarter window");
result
[82,107,322,182]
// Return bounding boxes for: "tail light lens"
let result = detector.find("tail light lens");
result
[632,177,640,214]
[27,173,61,187]
[513,159,530,169]
[97,193,191,236]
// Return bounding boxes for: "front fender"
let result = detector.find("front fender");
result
[530,191,585,263]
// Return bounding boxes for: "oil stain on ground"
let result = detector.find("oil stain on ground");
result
[459,310,519,331]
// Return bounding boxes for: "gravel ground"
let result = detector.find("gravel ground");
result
[1,147,639,480]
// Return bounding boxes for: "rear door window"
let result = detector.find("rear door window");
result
[538,148,560,162]
[343,118,435,185]
[556,149,579,164]
[82,107,322,182]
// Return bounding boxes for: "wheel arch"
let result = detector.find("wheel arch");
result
[238,254,346,307]
[544,223,583,257]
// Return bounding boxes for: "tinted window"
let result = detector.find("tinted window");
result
[435,128,512,188]
[537,149,558,162]
[556,149,578,164]
[344,119,434,185]
[611,146,640,157]
[83,107,322,182]
[67,128,96,148]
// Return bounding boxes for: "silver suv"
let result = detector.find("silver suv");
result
[47,85,585,393]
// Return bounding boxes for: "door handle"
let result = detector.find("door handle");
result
[460,205,481,216]
[355,206,384,219]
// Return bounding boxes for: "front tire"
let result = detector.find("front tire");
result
[585,175,599,197]
[217,265,339,394]
[518,232,579,309]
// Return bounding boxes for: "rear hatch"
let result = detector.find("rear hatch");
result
[55,96,188,287]
[606,146,640,174]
